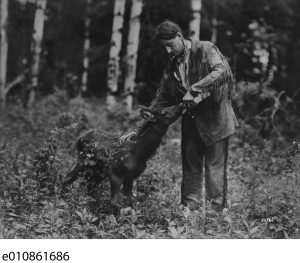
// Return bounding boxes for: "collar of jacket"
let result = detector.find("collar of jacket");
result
[190,38,200,54]
[169,39,196,84]
[170,39,201,66]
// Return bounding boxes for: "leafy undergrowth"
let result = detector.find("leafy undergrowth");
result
[0,91,299,239]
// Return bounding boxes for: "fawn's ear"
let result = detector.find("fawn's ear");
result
[138,105,151,112]
[138,105,155,121]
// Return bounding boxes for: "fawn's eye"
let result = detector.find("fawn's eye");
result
[161,110,168,116]
[141,111,154,121]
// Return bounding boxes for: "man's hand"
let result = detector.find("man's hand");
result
[119,131,137,144]
[193,91,211,104]
[182,91,196,109]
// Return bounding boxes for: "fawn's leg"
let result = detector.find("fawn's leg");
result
[110,174,123,216]
[61,163,82,194]
[123,176,134,207]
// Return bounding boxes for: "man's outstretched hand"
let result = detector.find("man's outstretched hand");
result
[193,91,211,104]
[183,91,197,109]
[183,90,211,109]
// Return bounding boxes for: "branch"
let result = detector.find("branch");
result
[4,70,29,96]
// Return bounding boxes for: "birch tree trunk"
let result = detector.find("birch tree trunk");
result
[211,1,218,43]
[106,0,126,109]
[124,0,143,112]
[81,0,92,95]
[211,17,218,43]
[0,0,8,108]
[27,0,47,107]
[189,0,202,40]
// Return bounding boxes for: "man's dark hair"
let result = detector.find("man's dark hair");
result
[155,20,182,42]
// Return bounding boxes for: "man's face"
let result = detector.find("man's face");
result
[161,34,184,57]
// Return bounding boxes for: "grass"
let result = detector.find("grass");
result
[0,91,299,239]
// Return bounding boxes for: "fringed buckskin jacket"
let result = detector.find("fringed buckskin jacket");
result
[139,39,239,146]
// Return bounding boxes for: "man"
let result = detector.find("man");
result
[120,20,238,211]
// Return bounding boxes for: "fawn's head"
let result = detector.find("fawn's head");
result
[139,104,184,127]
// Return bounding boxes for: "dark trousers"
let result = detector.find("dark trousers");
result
[181,115,229,209]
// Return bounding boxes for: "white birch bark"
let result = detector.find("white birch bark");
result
[211,17,218,43]
[81,0,92,95]
[189,0,202,40]
[124,0,143,112]
[106,0,126,108]
[0,0,8,107]
[211,1,218,44]
[28,0,47,107]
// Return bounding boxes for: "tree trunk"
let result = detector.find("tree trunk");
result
[106,0,126,109]
[211,1,218,43]
[27,0,47,107]
[265,47,277,86]
[0,0,8,108]
[124,0,143,112]
[211,17,218,43]
[81,0,92,95]
[189,0,202,40]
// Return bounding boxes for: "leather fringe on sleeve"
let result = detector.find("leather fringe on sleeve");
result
[190,42,234,104]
